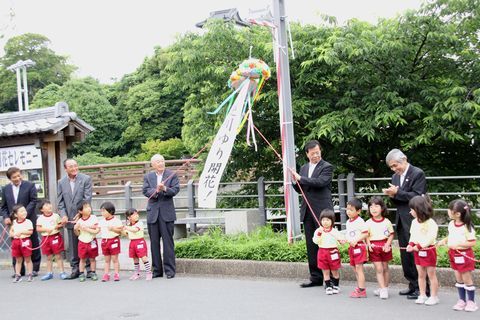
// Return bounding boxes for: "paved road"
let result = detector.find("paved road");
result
[0,270,476,320]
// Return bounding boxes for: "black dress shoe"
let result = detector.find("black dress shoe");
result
[66,272,80,280]
[300,281,322,288]
[407,290,420,299]
[32,271,39,277]
[152,273,163,278]
[399,288,415,295]
[166,274,175,279]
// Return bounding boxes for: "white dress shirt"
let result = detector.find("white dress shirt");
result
[308,162,317,178]
[400,164,410,187]
[12,182,21,204]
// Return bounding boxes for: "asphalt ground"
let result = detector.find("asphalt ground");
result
[0,270,477,320]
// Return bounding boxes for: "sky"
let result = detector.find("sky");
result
[0,0,426,83]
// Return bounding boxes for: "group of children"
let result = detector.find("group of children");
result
[312,196,477,312]
[8,200,151,283]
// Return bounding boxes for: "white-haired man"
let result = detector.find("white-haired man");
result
[382,149,427,299]
[142,154,180,279]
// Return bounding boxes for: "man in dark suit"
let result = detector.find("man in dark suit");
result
[1,166,40,276]
[57,158,92,279]
[143,154,180,279]
[383,148,427,299]
[291,140,334,288]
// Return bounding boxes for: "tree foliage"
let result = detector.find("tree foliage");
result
[0,33,76,112]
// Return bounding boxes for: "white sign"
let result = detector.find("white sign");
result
[198,82,250,208]
[0,145,42,171]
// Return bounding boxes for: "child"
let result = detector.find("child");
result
[36,200,67,280]
[99,201,123,282]
[124,208,152,281]
[312,209,345,295]
[9,205,34,283]
[437,199,477,312]
[366,196,394,299]
[345,198,369,298]
[73,201,100,282]
[406,195,439,305]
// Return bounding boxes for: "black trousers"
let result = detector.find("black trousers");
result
[303,210,323,284]
[12,229,41,275]
[397,219,419,290]
[66,228,89,272]
[147,215,175,277]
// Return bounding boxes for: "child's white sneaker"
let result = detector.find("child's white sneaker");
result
[464,301,478,312]
[332,286,340,294]
[379,288,389,299]
[373,288,380,296]
[424,296,439,306]
[325,287,334,295]
[415,295,428,304]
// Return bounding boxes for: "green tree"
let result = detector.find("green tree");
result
[0,33,76,112]
[31,77,123,157]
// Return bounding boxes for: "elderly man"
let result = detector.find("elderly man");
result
[57,158,93,279]
[382,149,427,299]
[1,167,40,276]
[142,154,180,279]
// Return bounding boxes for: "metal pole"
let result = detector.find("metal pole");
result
[273,0,301,241]
[337,174,347,230]
[15,68,23,112]
[21,66,30,111]
[257,176,266,225]
[187,179,197,233]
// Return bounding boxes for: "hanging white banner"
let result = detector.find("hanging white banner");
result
[198,81,250,208]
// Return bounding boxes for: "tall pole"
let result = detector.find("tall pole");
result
[15,67,23,112]
[21,66,30,111]
[273,0,301,242]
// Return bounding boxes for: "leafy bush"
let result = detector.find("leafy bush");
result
[176,226,480,268]
[136,138,187,161]
[75,152,134,165]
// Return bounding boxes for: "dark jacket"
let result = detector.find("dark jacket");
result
[142,169,180,223]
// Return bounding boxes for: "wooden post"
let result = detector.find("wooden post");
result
[46,141,57,204]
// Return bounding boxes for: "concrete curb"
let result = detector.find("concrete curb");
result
[176,258,480,287]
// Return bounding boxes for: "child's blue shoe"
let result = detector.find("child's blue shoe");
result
[59,272,68,280]
[41,272,53,281]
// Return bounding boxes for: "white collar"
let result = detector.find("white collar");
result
[401,164,410,177]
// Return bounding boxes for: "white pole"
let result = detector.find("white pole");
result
[273,0,301,242]
[15,67,23,112]
[21,66,30,111]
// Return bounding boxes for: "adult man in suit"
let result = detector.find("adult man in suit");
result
[1,167,40,276]
[142,154,180,279]
[57,158,92,279]
[383,148,427,299]
[291,140,334,288]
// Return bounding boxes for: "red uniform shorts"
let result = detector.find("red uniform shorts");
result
[368,240,393,262]
[129,239,148,259]
[317,247,341,270]
[78,239,99,259]
[349,243,368,266]
[11,238,32,258]
[449,248,475,272]
[101,237,121,256]
[41,234,65,255]
[413,246,437,267]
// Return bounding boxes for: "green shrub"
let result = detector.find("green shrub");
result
[176,226,480,268]
[75,152,134,165]
[136,138,187,161]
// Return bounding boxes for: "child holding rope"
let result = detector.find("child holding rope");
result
[124,208,152,281]
[312,209,345,295]
[437,199,477,312]
[74,201,100,282]
[366,196,394,299]
[99,202,123,282]
[9,205,34,282]
[406,195,439,305]
[345,198,369,298]
[36,200,67,280]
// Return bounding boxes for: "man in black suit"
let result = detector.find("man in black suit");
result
[291,140,334,288]
[1,167,40,276]
[142,154,180,279]
[383,148,427,299]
